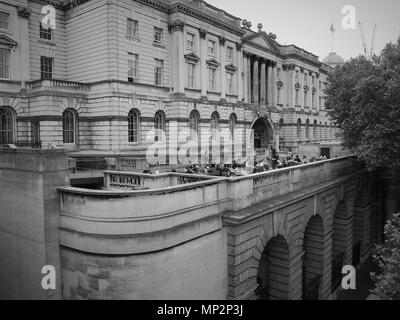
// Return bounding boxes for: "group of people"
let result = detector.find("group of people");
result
[143,150,330,176]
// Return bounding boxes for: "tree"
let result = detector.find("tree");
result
[370,213,400,300]
[325,38,400,174]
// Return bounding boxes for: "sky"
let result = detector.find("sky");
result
[205,0,400,61]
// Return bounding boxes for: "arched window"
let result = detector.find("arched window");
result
[313,120,318,139]
[229,113,237,139]
[0,106,15,144]
[128,108,140,143]
[211,111,219,132]
[189,110,200,139]
[297,118,302,138]
[305,119,310,139]
[154,110,166,141]
[62,109,77,144]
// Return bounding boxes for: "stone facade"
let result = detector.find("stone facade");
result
[1,0,340,170]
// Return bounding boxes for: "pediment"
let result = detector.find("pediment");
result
[184,52,200,62]
[225,63,237,72]
[246,32,279,53]
[0,34,18,48]
[206,58,220,68]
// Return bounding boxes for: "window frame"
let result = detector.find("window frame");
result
[62,109,77,145]
[128,53,138,82]
[208,67,216,91]
[39,23,52,41]
[189,110,200,139]
[208,39,216,56]
[211,111,219,132]
[153,27,163,44]
[0,106,15,144]
[186,32,196,50]
[226,46,233,61]
[226,71,234,95]
[154,59,163,86]
[0,47,11,80]
[154,110,166,141]
[127,18,138,38]
[40,56,53,80]
[0,11,10,31]
[186,61,196,88]
[128,108,140,143]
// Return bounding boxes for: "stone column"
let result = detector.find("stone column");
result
[169,20,185,97]
[18,7,31,87]
[260,60,266,105]
[200,29,207,99]
[237,43,243,101]
[252,58,259,104]
[247,56,252,103]
[219,36,227,101]
[271,63,277,107]
[291,67,296,108]
[243,54,248,102]
[267,62,273,106]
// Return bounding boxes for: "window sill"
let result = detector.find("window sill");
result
[185,87,201,92]
[126,35,140,42]
[153,42,165,49]
[38,39,56,46]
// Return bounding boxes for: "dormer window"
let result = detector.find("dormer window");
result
[0,12,9,31]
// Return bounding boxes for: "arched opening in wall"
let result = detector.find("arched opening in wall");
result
[255,235,290,300]
[331,201,348,293]
[302,215,324,300]
[251,117,274,151]
[352,188,371,267]
[0,106,16,145]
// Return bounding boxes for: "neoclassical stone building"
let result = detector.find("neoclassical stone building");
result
[0,0,343,171]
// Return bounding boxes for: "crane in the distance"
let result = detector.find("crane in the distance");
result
[358,21,377,60]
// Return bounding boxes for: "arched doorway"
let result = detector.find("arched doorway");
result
[255,235,290,300]
[251,117,274,156]
[302,215,324,300]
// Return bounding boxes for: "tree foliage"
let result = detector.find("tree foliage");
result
[370,213,400,300]
[325,38,400,173]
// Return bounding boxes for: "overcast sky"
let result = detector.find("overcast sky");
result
[205,0,400,61]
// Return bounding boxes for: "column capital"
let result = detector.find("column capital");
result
[219,36,227,46]
[168,19,185,33]
[17,6,31,19]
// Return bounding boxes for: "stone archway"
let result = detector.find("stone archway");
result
[255,235,290,300]
[302,215,324,300]
[250,117,274,159]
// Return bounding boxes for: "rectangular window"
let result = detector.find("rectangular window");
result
[40,23,52,40]
[208,40,215,55]
[304,73,308,84]
[187,62,195,88]
[295,70,299,83]
[128,53,138,81]
[226,46,233,61]
[312,75,316,87]
[186,32,195,49]
[127,18,138,38]
[154,59,163,86]
[226,72,233,94]
[40,56,53,79]
[304,91,308,106]
[0,11,9,30]
[0,48,10,79]
[153,27,163,44]
[208,67,216,91]
[295,89,300,105]
[312,92,316,108]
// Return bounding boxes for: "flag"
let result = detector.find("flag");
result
[330,23,336,34]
